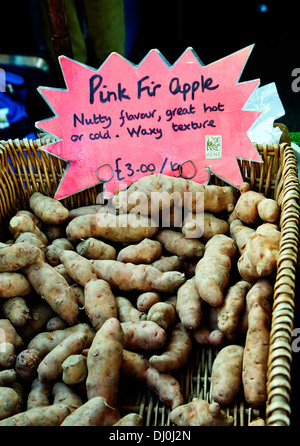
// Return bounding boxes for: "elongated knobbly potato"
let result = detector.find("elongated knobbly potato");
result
[62,354,87,385]
[29,192,69,225]
[91,259,185,292]
[0,272,31,298]
[156,229,204,259]
[217,280,252,335]
[242,303,270,408]
[57,249,97,287]
[86,318,124,424]
[84,279,117,330]
[27,378,52,409]
[121,320,166,351]
[212,344,244,405]
[61,396,117,426]
[149,322,192,372]
[0,404,71,426]
[23,259,80,325]
[113,413,143,426]
[76,237,116,260]
[176,277,203,329]
[170,398,234,426]
[0,242,41,272]
[27,323,95,358]
[0,386,21,420]
[120,349,184,410]
[117,238,162,264]
[228,183,280,225]
[145,366,184,410]
[194,234,237,307]
[37,331,90,383]
[238,223,280,282]
[9,213,48,245]
[146,301,176,330]
[66,212,158,243]
[116,296,146,322]
[112,173,237,214]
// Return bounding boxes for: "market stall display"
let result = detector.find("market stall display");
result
[0,138,298,426]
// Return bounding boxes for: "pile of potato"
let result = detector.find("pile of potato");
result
[0,174,280,426]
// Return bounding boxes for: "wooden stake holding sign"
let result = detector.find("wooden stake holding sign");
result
[36,45,262,200]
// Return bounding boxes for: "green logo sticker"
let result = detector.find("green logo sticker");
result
[205,135,222,159]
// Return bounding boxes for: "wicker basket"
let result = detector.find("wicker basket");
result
[0,138,299,426]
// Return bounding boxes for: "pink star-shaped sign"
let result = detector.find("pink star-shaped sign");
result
[36,45,261,200]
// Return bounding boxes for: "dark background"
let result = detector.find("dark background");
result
[0,0,299,428]
[130,0,300,132]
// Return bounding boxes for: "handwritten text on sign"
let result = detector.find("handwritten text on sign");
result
[36,46,261,200]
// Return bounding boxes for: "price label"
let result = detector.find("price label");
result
[36,45,261,200]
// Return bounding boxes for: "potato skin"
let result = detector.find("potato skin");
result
[212,345,244,405]
[145,366,184,410]
[0,272,31,298]
[86,317,124,424]
[61,396,116,426]
[23,260,79,325]
[0,369,17,386]
[58,249,97,286]
[170,398,234,426]
[242,303,270,407]
[76,237,116,260]
[0,319,24,349]
[217,280,252,335]
[52,381,83,411]
[0,404,71,426]
[113,413,143,426]
[0,242,40,272]
[62,354,87,385]
[29,192,69,225]
[92,259,185,293]
[27,378,51,409]
[112,173,237,214]
[1,296,30,327]
[0,387,21,420]
[116,296,146,322]
[147,301,176,330]
[117,238,162,264]
[149,322,192,372]
[120,349,150,382]
[156,229,204,260]
[66,212,158,243]
[37,332,90,383]
[0,342,15,368]
[84,279,117,330]
[182,211,229,241]
[121,320,166,351]
[27,323,95,358]
[176,277,203,329]
[194,234,237,307]
[15,348,41,382]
